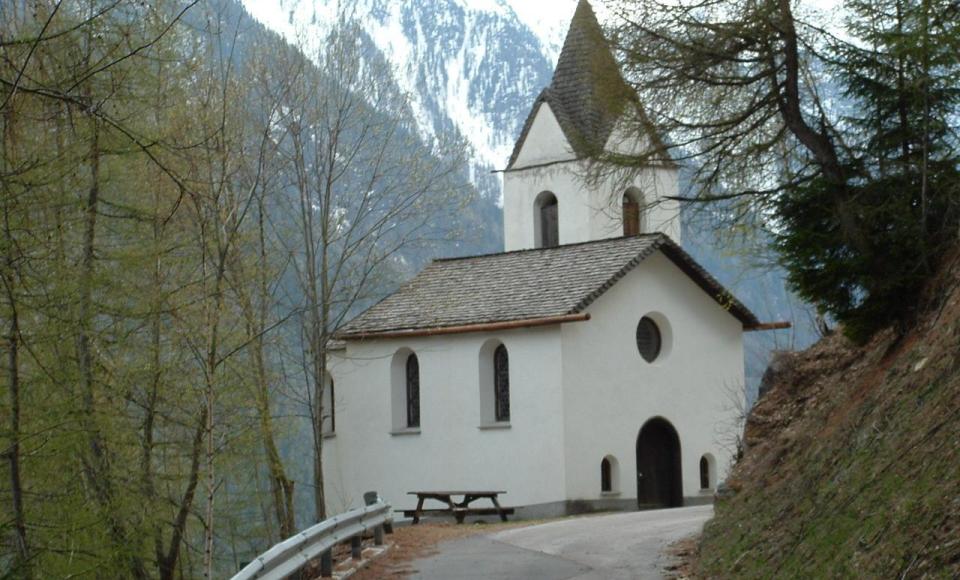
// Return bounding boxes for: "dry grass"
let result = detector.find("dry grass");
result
[663,535,699,579]
[694,252,960,577]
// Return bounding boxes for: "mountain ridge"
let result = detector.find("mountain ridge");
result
[242,0,556,173]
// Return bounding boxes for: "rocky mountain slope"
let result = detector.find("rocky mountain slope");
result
[696,253,960,577]
[242,0,555,196]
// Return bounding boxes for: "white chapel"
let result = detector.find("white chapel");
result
[321,0,766,518]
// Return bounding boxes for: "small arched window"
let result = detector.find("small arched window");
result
[601,458,613,492]
[405,354,420,428]
[700,454,714,490]
[535,191,559,248]
[623,189,642,236]
[494,344,510,422]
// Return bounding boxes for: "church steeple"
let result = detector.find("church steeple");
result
[549,0,634,155]
[501,0,680,252]
[507,0,635,169]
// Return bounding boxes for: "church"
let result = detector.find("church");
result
[321,0,770,518]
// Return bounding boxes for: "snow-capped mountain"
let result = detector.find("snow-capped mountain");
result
[243,0,556,187]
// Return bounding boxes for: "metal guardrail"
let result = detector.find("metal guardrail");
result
[232,494,393,580]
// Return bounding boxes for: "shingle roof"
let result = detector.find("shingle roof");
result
[336,234,759,338]
[507,0,636,169]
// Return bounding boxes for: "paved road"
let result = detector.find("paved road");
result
[406,505,712,580]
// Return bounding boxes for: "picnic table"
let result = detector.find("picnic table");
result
[402,490,515,524]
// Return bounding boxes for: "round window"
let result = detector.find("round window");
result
[636,317,662,362]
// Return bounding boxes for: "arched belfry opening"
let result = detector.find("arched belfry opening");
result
[622,188,643,236]
[534,191,559,248]
[636,417,683,508]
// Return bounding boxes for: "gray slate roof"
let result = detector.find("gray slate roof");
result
[336,234,758,338]
[507,0,636,168]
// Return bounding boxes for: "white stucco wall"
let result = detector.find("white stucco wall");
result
[322,327,567,515]
[504,106,681,252]
[324,250,746,516]
[560,252,745,504]
[512,102,576,168]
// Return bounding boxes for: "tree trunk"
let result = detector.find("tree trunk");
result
[291,126,328,522]
[234,213,296,538]
[773,0,871,260]
[3,211,29,578]
[253,329,296,537]
[203,280,220,579]
[78,119,149,579]
[2,92,30,580]
[143,184,165,569]
[159,406,208,580]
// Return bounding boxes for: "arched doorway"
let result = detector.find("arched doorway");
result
[636,417,683,509]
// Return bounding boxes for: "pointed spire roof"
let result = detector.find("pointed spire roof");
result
[507,0,636,168]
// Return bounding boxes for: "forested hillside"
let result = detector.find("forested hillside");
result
[696,251,960,577]
[7,0,933,576]
[0,1,494,576]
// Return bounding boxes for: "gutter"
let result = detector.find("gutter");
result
[337,312,591,341]
[745,321,792,332]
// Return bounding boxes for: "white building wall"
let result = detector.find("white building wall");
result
[560,252,745,504]
[503,106,681,252]
[324,252,747,515]
[322,327,568,515]
[511,102,576,168]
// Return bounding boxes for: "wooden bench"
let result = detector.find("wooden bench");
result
[402,491,514,524]
[400,506,516,524]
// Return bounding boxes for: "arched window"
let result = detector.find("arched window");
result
[322,374,335,435]
[535,191,559,248]
[700,454,715,490]
[405,354,420,428]
[600,455,619,493]
[494,344,510,422]
[622,188,642,236]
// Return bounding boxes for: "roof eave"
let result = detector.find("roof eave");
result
[655,241,761,328]
[335,312,592,341]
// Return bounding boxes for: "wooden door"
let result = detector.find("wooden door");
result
[636,418,683,508]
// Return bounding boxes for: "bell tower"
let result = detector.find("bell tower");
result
[501,0,680,252]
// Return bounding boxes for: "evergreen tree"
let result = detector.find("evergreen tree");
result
[610,0,960,341]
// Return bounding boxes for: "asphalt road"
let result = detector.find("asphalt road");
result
[406,504,712,580]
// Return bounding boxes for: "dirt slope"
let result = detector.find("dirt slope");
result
[696,258,960,578]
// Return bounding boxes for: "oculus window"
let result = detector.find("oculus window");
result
[636,316,662,362]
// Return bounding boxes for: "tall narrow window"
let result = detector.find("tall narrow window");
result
[406,354,420,428]
[699,455,710,489]
[601,458,612,492]
[494,344,510,422]
[623,189,641,236]
[322,376,336,434]
[328,379,335,433]
[535,191,559,248]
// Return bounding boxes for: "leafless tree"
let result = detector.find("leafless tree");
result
[263,20,470,521]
